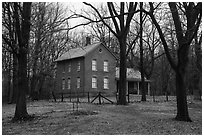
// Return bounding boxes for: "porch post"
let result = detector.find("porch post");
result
[126,81,128,95]
[137,81,140,95]
[148,82,150,95]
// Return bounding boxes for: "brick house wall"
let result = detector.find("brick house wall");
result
[84,44,116,95]
[55,43,117,97]
[56,57,85,94]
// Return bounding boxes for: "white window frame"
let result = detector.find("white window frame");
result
[68,63,71,72]
[77,77,80,89]
[67,78,71,89]
[77,61,80,71]
[104,77,109,89]
[92,76,97,88]
[62,78,65,90]
[92,59,97,71]
[104,60,108,72]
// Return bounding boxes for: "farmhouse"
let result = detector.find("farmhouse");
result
[55,42,117,96]
[55,42,150,98]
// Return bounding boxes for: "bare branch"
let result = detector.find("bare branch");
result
[83,2,118,37]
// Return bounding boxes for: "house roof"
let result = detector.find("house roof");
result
[55,42,117,62]
[115,67,150,82]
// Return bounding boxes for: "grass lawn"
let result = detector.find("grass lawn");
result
[2,95,202,135]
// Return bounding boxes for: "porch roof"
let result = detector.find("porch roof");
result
[115,67,150,82]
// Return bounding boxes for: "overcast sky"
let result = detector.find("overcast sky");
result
[64,2,103,33]
[66,2,88,29]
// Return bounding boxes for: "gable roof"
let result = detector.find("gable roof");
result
[115,67,150,82]
[55,42,117,62]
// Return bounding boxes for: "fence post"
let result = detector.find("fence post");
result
[116,92,118,103]
[77,91,79,103]
[70,91,71,102]
[99,92,101,104]
[128,91,130,103]
[61,93,63,102]
[88,92,90,103]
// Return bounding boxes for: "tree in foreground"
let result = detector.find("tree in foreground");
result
[3,2,32,120]
[139,2,146,101]
[13,2,32,120]
[144,2,202,121]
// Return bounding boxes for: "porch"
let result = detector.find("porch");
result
[116,80,151,95]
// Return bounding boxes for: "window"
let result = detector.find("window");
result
[62,79,65,90]
[77,77,80,88]
[92,59,97,71]
[68,63,71,72]
[99,48,102,53]
[92,77,97,88]
[77,61,80,71]
[104,77,109,89]
[104,60,108,72]
[62,64,65,73]
[67,78,71,89]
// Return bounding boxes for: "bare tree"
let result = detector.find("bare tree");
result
[80,2,138,105]
[2,2,19,104]
[143,2,202,121]
[13,2,32,120]
[81,3,113,45]
[139,2,146,101]
[29,2,70,100]
[3,2,32,119]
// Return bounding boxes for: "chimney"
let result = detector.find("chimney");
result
[86,36,91,46]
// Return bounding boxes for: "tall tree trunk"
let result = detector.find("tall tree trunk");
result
[14,52,29,120]
[118,37,127,105]
[175,43,191,122]
[13,2,32,120]
[140,2,146,101]
[175,68,191,121]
